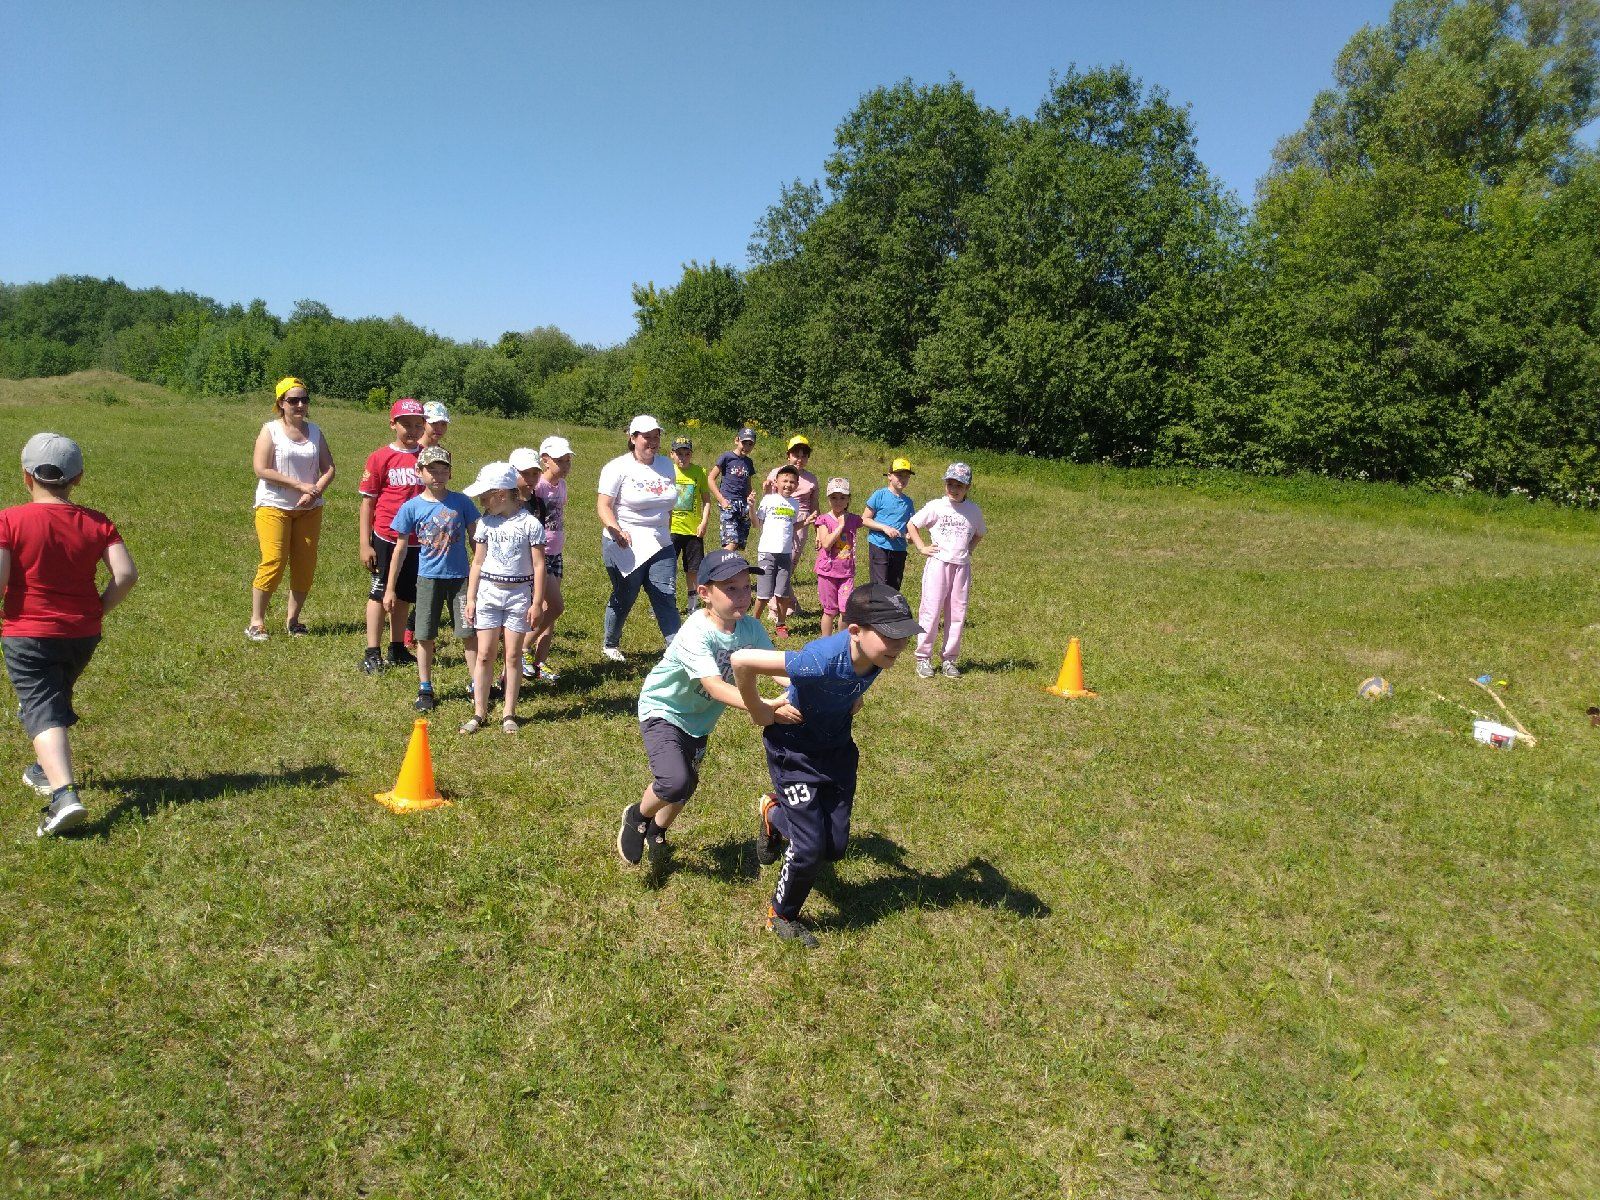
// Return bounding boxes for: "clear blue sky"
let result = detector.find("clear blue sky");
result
[2,1,1394,347]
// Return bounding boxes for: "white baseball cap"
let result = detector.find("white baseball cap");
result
[463,461,520,497]
[423,401,450,424]
[540,435,573,460]
[508,447,541,472]
[628,414,662,436]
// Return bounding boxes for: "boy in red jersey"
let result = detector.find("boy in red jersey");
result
[0,433,138,836]
[358,398,426,673]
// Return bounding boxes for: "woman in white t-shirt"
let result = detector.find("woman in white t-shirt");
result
[247,377,336,641]
[595,414,681,660]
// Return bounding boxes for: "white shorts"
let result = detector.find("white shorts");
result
[474,580,533,633]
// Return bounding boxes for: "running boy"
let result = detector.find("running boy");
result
[358,398,426,673]
[812,477,863,638]
[461,462,546,734]
[752,464,800,637]
[861,457,916,589]
[708,426,757,550]
[617,550,798,874]
[1,433,139,836]
[384,446,480,713]
[668,434,711,613]
[732,583,920,947]
[907,462,986,679]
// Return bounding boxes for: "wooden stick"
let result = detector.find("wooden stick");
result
[1431,690,1487,721]
[1469,678,1537,746]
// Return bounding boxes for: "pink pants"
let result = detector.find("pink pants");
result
[916,558,971,663]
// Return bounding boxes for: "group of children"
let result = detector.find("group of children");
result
[4,402,988,948]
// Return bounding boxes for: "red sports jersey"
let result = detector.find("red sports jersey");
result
[0,502,123,638]
[359,444,422,544]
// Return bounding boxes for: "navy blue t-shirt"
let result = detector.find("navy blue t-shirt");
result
[714,451,755,504]
[764,630,880,771]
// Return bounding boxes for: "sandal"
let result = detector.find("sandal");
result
[244,624,268,643]
[501,716,520,734]
[459,715,488,735]
[287,620,309,636]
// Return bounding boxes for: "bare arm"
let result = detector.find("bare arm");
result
[731,648,792,726]
[529,545,546,620]
[860,504,896,538]
[596,493,631,547]
[382,539,410,613]
[358,495,377,569]
[697,673,801,721]
[464,541,486,625]
[907,516,934,556]
[707,463,730,509]
[100,541,138,614]
[814,516,845,551]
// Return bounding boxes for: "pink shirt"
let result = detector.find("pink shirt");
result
[909,497,986,565]
[535,477,567,556]
[811,511,863,580]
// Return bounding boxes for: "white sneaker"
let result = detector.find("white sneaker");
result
[37,789,87,837]
[940,660,962,678]
[22,763,52,796]
[915,658,935,679]
[602,646,627,663]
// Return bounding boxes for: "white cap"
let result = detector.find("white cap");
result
[508,447,541,472]
[423,401,450,424]
[628,414,662,436]
[539,435,573,460]
[463,461,519,497]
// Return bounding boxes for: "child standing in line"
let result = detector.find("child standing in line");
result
[812,477,864,638]
[763,435,820,616]
[461,463,546,734]
[752,464,800,637]
[383,446,480,713]
[358,398,426,673]
[861,457,916,590]
[526,436,572,685]
[732,583,921,948]
[1,433,139,837]
[668,435,712,613]
[617,550,799,875]
[708,426,758,550]
[907,462,986,680]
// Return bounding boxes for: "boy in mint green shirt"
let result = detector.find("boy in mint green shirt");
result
[618,550,797,874]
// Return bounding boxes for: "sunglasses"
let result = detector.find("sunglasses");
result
[282,395,309,405]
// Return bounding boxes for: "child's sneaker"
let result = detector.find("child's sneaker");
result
[940,660,962,678]
[644,824,671,875]
[521,658,539,680]
[360,650,386,674]
[915,658,935,679]
[532,665,558,685]
[36,788,87,838]
[601,646,626,663]
[21,763,52,797]
[244,624,268,643]
[756,793,784,866]
[413,689,436,713]
[765,905,819,949]
[386,643,417,667]
[617,804,647,865]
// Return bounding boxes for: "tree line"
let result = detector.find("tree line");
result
[4,0,1597,499]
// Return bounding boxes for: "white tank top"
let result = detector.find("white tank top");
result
[254,420,326,510]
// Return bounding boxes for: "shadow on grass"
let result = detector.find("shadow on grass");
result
[297,620,367,638]
[680,830,1050,931]
[956,656,1040,674]
[74,763,346,838]
[533,692,639,723]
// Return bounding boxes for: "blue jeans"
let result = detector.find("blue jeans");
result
[603,540,681,648]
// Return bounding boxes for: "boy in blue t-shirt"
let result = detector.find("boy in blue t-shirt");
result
[861,457,916,590]
[708,426,758,550]
[732,583,921,947]
[384,446,480,712]
[618,550,799,875]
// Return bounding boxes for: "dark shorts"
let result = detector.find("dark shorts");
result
[369,533,419,604]
[641,716,708,807]
[545,552,564,580]
[868,544,907,590]
[414,575,468,641]
[3,635,101,739]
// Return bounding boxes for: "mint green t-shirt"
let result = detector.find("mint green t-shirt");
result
[637,611,774,737]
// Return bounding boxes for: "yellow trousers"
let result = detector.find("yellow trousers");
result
[253,505,324,595]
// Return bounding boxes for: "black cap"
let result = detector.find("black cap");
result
[671,435,693,451]
[844,583,921,639]
[697,549,763,584]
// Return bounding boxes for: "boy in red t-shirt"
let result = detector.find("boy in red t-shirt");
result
[0,433,139,836]
[358,399,427,673]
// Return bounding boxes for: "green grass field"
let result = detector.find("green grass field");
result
[2,372,1597,1198]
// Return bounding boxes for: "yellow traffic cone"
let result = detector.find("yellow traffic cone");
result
[1046,637,1097,698]
[374,719,450,812]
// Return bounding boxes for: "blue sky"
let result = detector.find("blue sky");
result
[2,1,1395,346]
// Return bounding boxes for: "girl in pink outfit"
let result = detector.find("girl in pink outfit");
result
[812,477,864,637]
[907,462,986,679]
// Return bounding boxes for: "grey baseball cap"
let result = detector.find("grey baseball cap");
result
[21,432,83,483]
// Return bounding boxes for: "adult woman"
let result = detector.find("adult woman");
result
[596,414,680,660]
[246,377,335,640]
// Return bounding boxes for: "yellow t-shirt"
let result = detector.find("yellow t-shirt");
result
[670,463,710,537]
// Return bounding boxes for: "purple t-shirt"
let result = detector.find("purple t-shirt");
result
[534,477,567,556]
[811,511,863,580]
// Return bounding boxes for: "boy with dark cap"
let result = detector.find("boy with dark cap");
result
[1,433,139,836]
[732,583,920,947]
[619,550,799,875]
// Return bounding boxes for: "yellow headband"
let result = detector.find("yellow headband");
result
[274,376,308,402]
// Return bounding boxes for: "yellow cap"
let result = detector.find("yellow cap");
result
[274,376,308,402]
[787,434,811,451]
[890,457,914,474]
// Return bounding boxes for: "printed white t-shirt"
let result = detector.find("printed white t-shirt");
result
[908,497,987,565]
[473,508,546,581]
[756,493,800,556]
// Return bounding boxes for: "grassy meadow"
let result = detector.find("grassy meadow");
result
[1,372,1598,1198]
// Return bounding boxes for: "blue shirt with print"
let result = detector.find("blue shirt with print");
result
[766,630,880,763]
[864,487,914,551]
[390,492,480,579]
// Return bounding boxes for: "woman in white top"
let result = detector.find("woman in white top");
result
[596,414,681,660]
[247,377,336,641]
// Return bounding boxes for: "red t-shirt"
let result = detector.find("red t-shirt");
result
[0,502,123,639]
[359,444,422,544]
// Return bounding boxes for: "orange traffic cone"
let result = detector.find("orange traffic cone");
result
[374,719,450,812]
[1046,637,1097,698]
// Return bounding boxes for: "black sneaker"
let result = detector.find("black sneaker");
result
[37,789,87,838]
[755,793,783,866]
[765,905,819,948]
[644,824,671,876]
[361,652,386,674]
[616,804,647,866]
[386,643,417,667]
[413,689,437,713]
